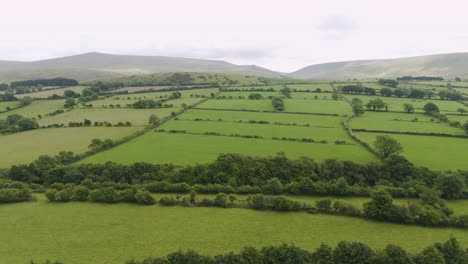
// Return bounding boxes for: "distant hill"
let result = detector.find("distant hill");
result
[289,53,468,80]
[0,52,283,83]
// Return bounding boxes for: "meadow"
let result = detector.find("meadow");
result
[160,119,350,142]
[355,132,468,170]
[1,195,467,264]
[0,101,19,111]
[349,111,466,135]
[81,132,376,165]
[0,99,65,119]
[15,86,88,98]
[37,108,175,126]
[0,127,140,167]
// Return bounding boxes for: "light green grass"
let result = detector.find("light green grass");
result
[343,95,467,114]
[1,196,467,264]
[0,100,65,119]
[197,99,274,111]
[0,127,140,167]
[288,83,333,91]
[355,132,468,170]
[285,99,351,115]
[15,86,89,99]
[81,132,375,165]
[180,109,344,127]
[161,119,350,142]
[0,101,19,112]
[38,108,175,126]
[218,91,281,98]
[350,112,466,135]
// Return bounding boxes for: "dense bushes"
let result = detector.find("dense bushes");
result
[125,238,467,264]
[0,187,34,203]
[45,185,155,205]
[10,78,78,89]
[271,97,284,111]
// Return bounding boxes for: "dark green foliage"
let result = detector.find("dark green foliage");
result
[374,136,402,158]
[0,188,34,203]
[424,102,439,114]
[271,97,284,111]
[89,188,122,203]
[378,79,398,87]
[248,93,263,100]
[333,241,374,264]
[10,78,78,88]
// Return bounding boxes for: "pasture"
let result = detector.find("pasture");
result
[1,195,467,264]
[81,132,376,165]
[0,127,140,167]
[0,101,19,112]
[38,108,175,126]
[15,86,88,99]
[354,132,468,170]
[350,111,466,135]
[0,100,65,119]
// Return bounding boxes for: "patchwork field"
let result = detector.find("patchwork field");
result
[1,196,467,264]
[0,100,65,119]
[354,132,468,170]
[349,111,466,135]
[81,132,375,165]
[38,108,175,127]
[0,127,140,167]
[15,86,89,98]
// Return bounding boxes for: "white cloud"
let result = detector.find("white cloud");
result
[0,0,467,72]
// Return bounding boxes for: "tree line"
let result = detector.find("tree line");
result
[10,78,78,89]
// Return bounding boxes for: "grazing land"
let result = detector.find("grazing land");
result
[0,99,65,119]
[15,86,89,98]
[1,195,467,264]
[0,127,140,167]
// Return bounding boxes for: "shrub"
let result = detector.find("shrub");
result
[89,188,122,203]
[72,186,89,201]
[159,196,178,206]
[134,189,156,205]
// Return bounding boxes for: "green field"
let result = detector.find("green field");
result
[0,101,19,111]
[218,91,281,98]
[288,83,333,91]
[0,100,65,119]
[1,196,467,264]
[197,99,274,111]
[81,131,375,165]
[0,127,140,167]
[355,132,468,170]
[15,86,89,99]
[180,109,344,127]
[343,94,467,114]
[350,111,466,135]
[161,119,350,142]
[38,108,175,126]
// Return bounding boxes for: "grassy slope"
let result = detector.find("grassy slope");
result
[1,196,467,264]
[15,86,89,99]
[355,132,468,170]
[0,101,19,111]
[0,127,140,167]
[80,132,375,165]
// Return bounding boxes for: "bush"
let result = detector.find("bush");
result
[134,189,156,205]
[0,188,33,203]
[159,196,178,206]
[247,194,266,210]
[89,188,122,203]
[315,199,332,212]
[214,193,228,207]
[72,186,89,201]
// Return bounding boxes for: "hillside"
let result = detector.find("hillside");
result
[290,53,468,80]
[0,52,282,83]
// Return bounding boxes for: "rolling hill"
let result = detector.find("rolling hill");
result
[290,53,468,80]
[0,52,282,83]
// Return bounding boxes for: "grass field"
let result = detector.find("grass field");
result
[288,83,333,91]
[0,127,140,167]
[15,86,89,99]
[350,112,466,135]
[160,119,350,142]
[197,99,274,111]
[0,101,19,112]
[355,132,468,170]
[218,91,281,98]
[38,108,175,126]
[81,132,376,165]
[1,196,467,264]
[343,94,467,114]
[0,100,65,119]
[179,109,344,127]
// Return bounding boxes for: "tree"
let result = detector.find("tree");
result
[363,189,394,220]
[332,93,339,100]
[17,117,38,131]
[424,102,439,114]
[64,90,77,98]
[351,98,365,116]
[19,96,33,107]
[380,88,393,97]
[366,98,386,111]
[414,246,445,264]
[272,97,284,111]
[148,114,160,125]
[248,93,264,100]
[64,98,77,108]
[394,89,406,97]
[378,79,399,87]
[374,135,402,158]
[437,174,465,199]
[280,86,291,98]
[463,121,468,134]
[455,77,461,82]
[403,103,414,113]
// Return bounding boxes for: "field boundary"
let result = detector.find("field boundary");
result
[192,107,343,116]
[352,128,468,138]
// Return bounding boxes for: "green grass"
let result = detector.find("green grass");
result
[81,132,375,165]
[0,100,65,119]
[38,108,175,126]
[197,99,274,111]
[354,132,468,170]
[15,86,89,99]
[350,112,466,135]
[0,127,140,167]
[343,94,467,114]
[288,83,333,91]
[0,101,19,111]
[218,91,281,98]
[1,195,467,264]
[161,119,351,142]
[180,109,344,127]
[285,99,351,115]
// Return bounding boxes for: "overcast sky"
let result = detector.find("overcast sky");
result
[1,0,468,72]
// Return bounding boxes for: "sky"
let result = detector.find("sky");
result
[1,0,468,72]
